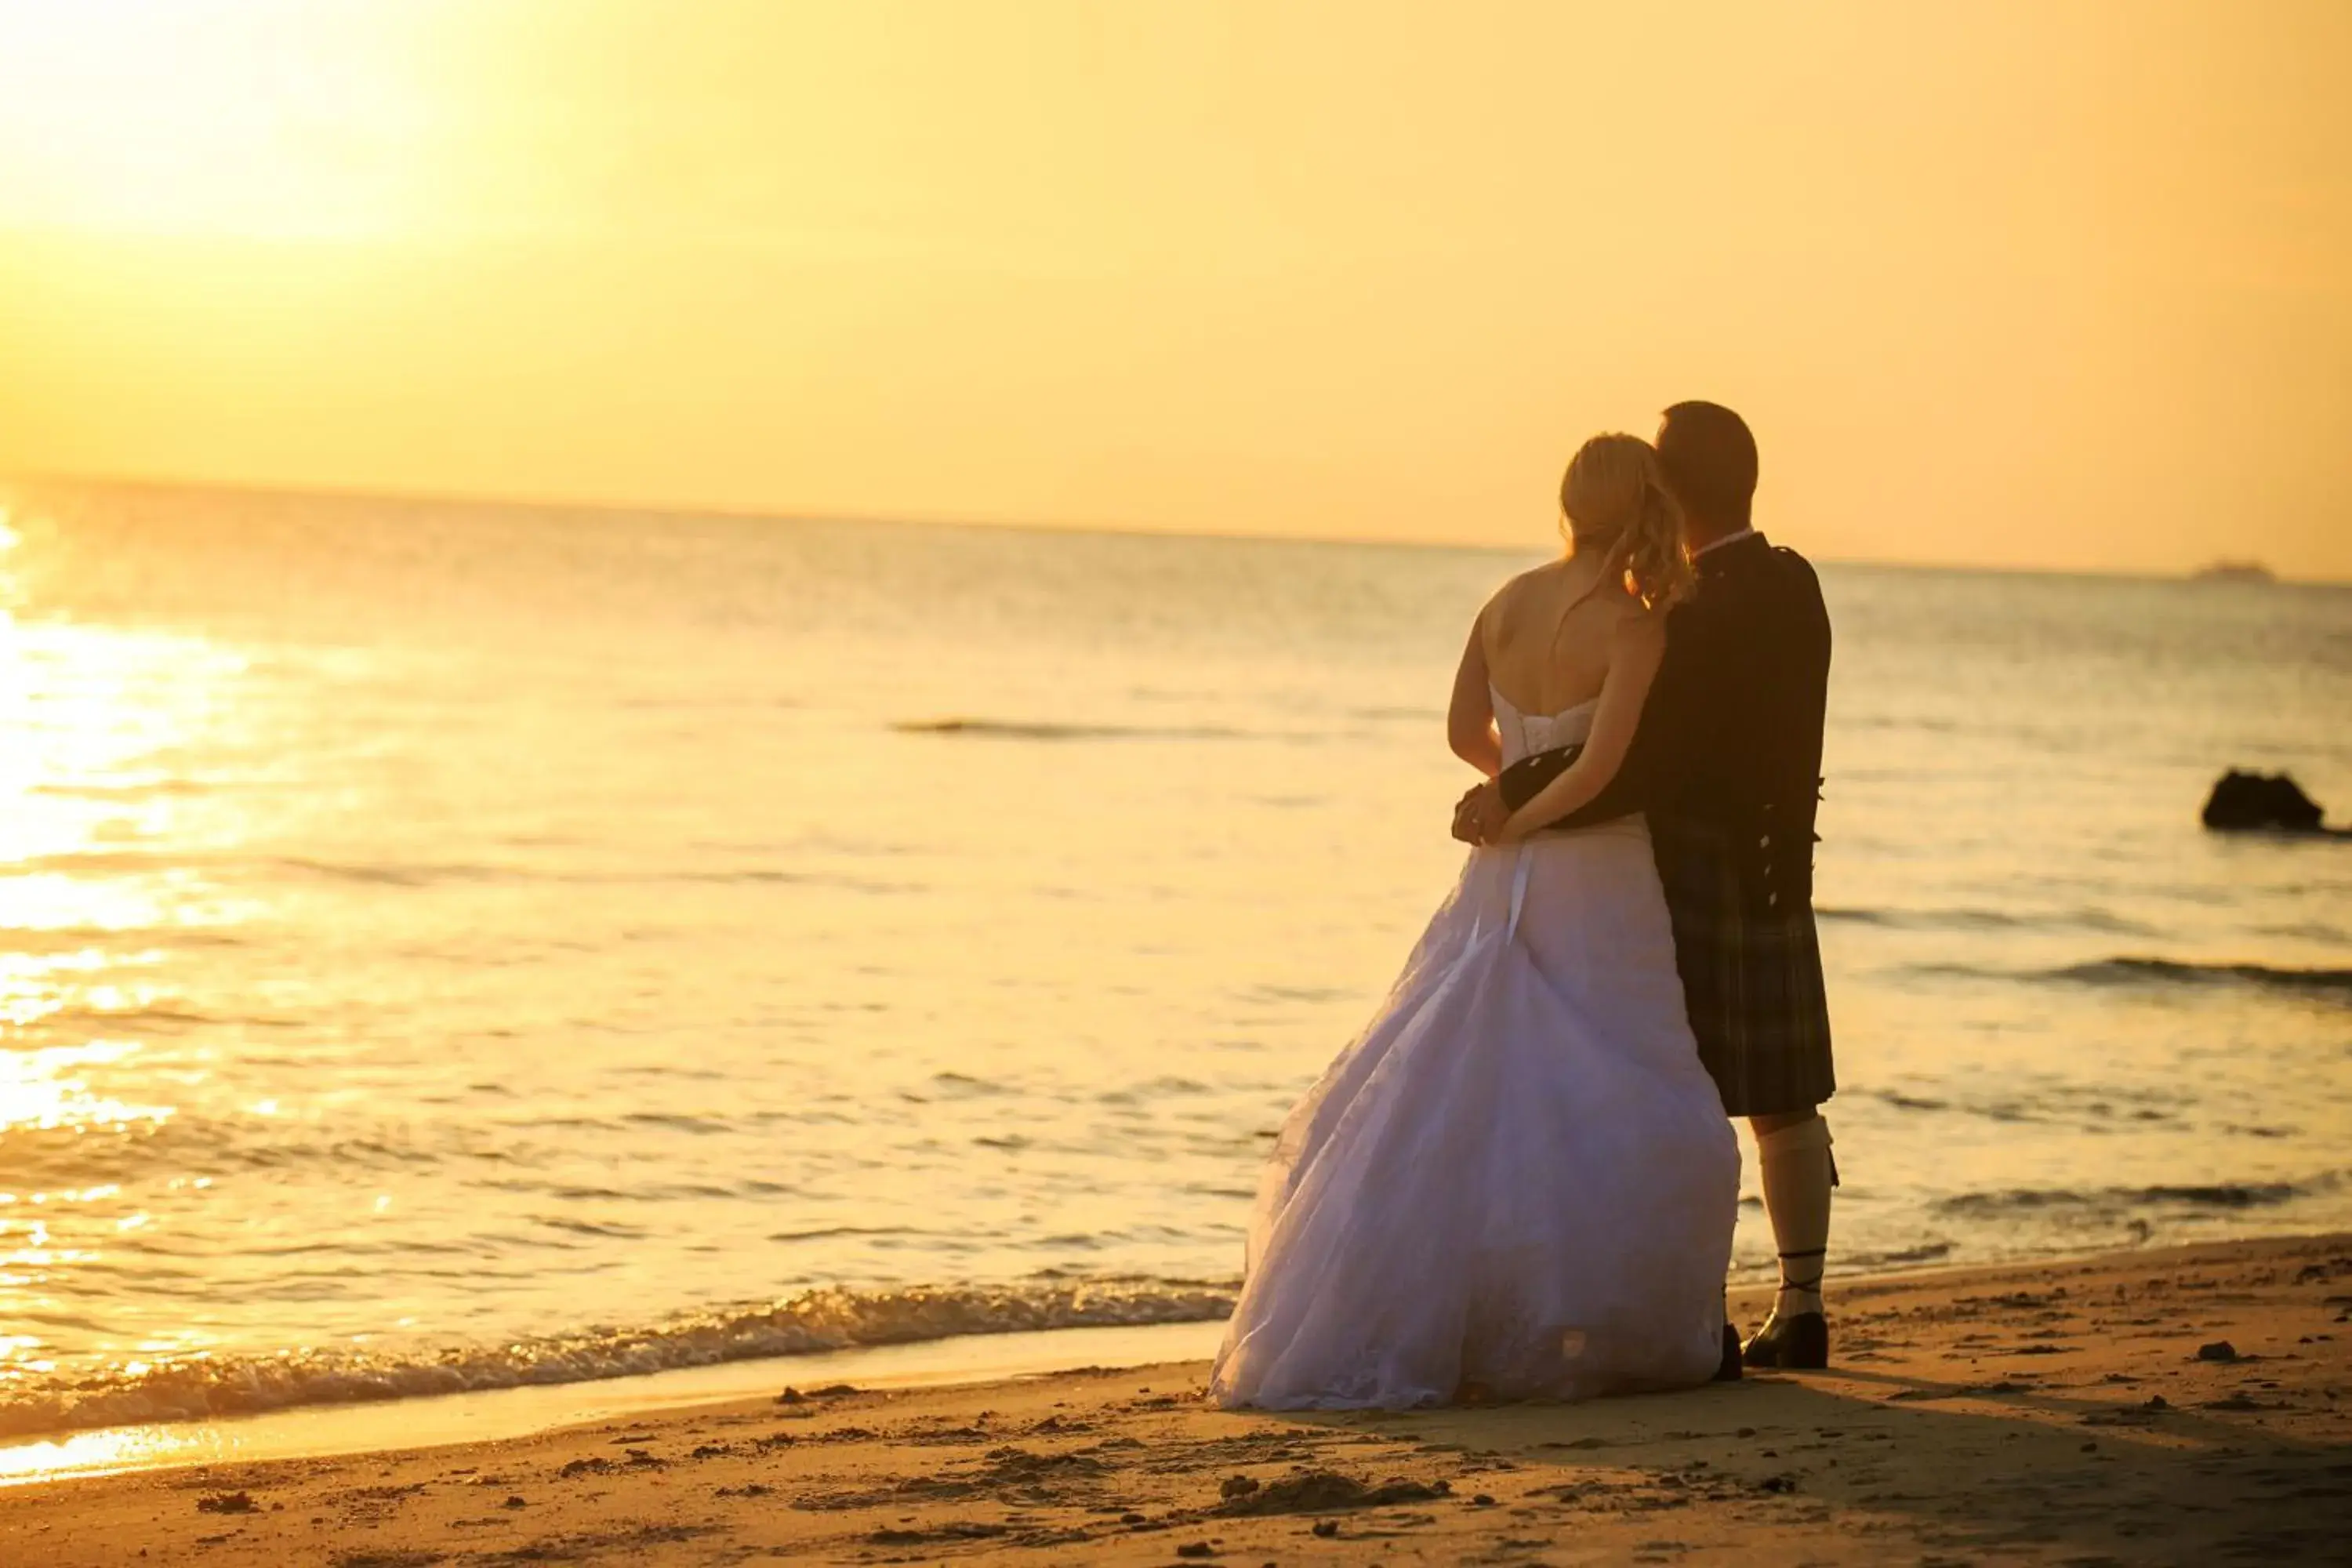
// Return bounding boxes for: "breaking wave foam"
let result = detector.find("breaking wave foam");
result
[0,1278,1235,1440]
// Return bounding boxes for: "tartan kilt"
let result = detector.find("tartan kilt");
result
[1647,813,1836,1117]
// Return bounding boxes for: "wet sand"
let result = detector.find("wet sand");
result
[7,1232,2349,1566]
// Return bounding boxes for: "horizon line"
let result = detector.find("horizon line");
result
[2,466,2342,590]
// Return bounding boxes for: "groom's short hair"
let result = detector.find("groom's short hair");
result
[1657,401,1759,527]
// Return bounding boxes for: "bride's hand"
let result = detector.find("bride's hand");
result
[1451,781,1508,845]
[1488,811,1532,848]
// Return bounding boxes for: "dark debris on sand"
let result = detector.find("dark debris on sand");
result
[867,1521,1011,1545]
[775,1382,861,1405]
[1212,1470,1449,1515]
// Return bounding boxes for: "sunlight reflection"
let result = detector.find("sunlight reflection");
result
[0,535,260,974]
[0,546,245,1443]
[2,949,108,1025]
[0,1423,208,1486]
[0,617,241,871]
[0,1041,172,1133]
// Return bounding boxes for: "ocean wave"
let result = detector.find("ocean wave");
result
[891,718,1246,742]
[3,850,191,876]
[0,1278,1236,1439]
[2049,957,2352,997]
[1858,1088,1951,1113]
[2,850,507,889]
[1856,1082,2188,1129]
[4,851,913,902]
[1933,1178,2326,1220]
[1905,956,2352,999]
[31,779,214,801]
[0,925,248,956]
[2,855,916,899]
[1820,904,2157,937]
[280,855,911,895]
[26,1002,298,1036]
[274,856,518,887]
[0,1112,515,1189]
[1842,1240,1955,1269]
[2253,920,2348,945]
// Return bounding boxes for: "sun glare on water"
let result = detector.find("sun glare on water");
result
[0,500,264,1461]
[0,614,237,930]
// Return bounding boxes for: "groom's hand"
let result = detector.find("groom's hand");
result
[1452,781,1508,845]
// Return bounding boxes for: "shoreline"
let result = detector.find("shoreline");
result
[0,1227,2321,1487]
[7,1232,2349,1564]
[0,1319,1229,1488]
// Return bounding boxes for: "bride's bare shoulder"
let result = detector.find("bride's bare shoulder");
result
[1480,562,1565,621]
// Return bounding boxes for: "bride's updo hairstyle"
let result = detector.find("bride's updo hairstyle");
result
[1559,434,1693,609]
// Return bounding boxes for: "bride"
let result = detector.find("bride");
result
[1211,434,1739,1410]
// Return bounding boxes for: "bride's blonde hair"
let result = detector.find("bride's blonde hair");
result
[1559,434,1692,609]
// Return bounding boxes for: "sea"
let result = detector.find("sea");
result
[0,479,2345,1445]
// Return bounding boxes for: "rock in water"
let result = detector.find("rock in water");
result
[2201,770,2326,833]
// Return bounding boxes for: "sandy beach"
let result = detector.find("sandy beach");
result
[5,1232,2347,1566]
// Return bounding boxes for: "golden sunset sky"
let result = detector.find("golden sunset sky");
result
[1,0,2347,577]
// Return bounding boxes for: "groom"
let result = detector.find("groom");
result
[1454,401,1839,1372]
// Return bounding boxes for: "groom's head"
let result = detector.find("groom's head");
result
[1656,401,1757,543]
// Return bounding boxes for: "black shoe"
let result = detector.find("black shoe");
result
[1741,1310,1828,1370]
[1713,1323,1743,1382]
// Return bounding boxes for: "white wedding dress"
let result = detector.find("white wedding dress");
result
[1210,691,1740,1410]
